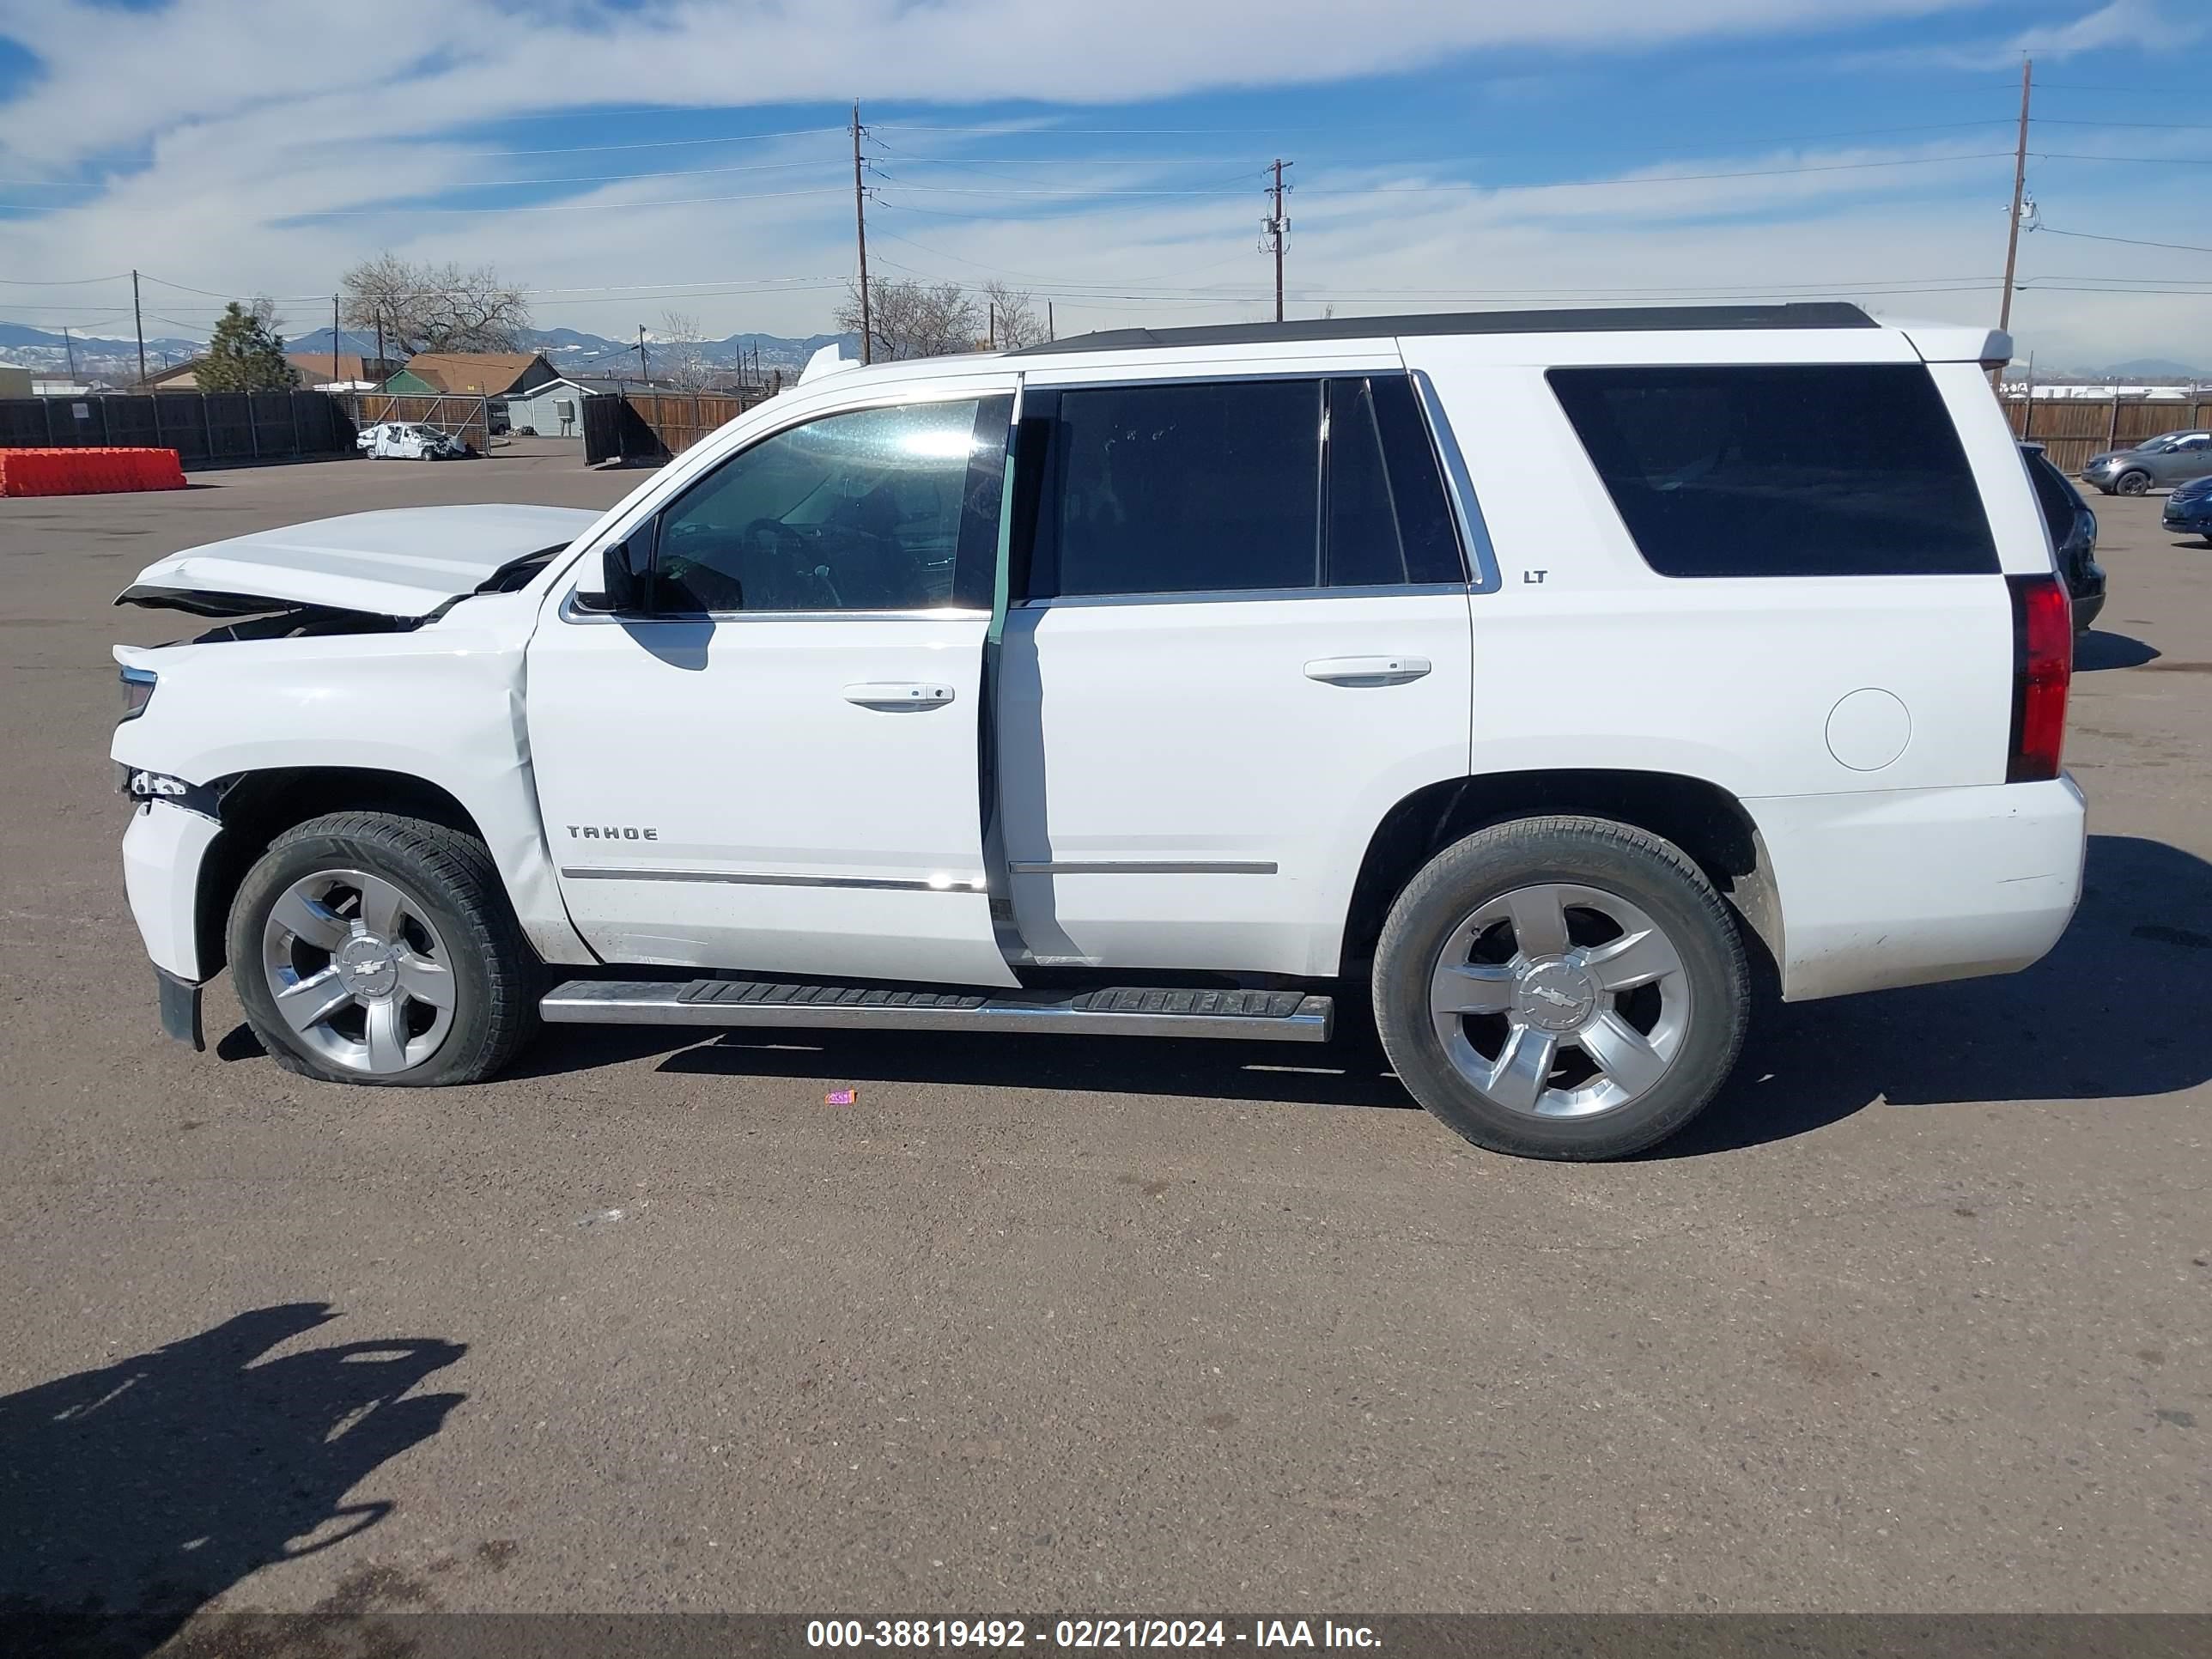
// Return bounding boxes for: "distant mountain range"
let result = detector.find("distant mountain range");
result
[5,315,2204,388]
[0,319,858,384]
[2093,357,2212,380]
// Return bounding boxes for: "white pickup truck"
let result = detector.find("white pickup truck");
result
[112,305,2085,1160]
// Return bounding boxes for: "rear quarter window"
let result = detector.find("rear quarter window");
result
[1548,363,1999,578]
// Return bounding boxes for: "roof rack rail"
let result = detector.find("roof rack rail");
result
[1007,302,1877,356]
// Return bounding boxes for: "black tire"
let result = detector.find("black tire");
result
[228,811,539,1086]
[2116,470,2151,496]
[1372,815,1749,1161]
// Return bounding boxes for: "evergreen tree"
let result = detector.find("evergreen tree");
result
[197,301,297,392]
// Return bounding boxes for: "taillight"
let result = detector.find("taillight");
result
[2006,573,2071,782]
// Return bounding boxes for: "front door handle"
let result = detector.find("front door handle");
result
[1304,655,1431,687]
[843,682,956,710]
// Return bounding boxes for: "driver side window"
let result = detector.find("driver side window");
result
[651,396,1011,613]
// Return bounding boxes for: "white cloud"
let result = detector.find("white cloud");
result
[1846,0,2208,71]
[0,1,2203,365]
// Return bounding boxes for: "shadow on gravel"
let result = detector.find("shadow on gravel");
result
[0,1303,465,1659]
[1664,832,2212,1155]
[653,1026,1418,1110]
[2075,630,2160,672]
[220,838,2211,1158]
[555,836,2212,1154]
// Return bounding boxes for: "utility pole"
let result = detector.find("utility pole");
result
[1265,159,1292,324]
[374,309,386,380]
[1048,301,1054,342]
[131,270,147,387]
[988,301,996,350]
[853,100,872,364]
[333,295,341,387]
[636,324,650,380]
[1998,58,2033,356]
[62,325,76,381]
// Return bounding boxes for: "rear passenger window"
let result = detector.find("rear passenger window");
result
[1326,376,1466,586]
[1027,375,1466,599]
[1036,380,1320,598]
[1548,363,1999,577]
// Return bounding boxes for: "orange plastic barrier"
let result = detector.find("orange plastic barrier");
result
[0,447,188,498]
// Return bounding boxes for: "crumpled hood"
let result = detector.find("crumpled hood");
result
[116,503,599,619]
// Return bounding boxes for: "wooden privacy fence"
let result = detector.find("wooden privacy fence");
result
[583,387,776,466]
[2005,398,2212,477]
[343,392,490,456]
[0,391,354,468]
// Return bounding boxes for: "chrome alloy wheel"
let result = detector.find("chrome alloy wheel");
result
[260,869,456,1076]
[1428,882,1692,1119]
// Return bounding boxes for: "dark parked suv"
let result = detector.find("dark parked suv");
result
[2022,443,2106,631]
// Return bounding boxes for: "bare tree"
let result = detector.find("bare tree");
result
[656,310,714,391]
[340,252,532,356]
[979,281,1044,349]
[835,277,981,362]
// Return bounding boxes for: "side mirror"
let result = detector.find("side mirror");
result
[592,536,653,614]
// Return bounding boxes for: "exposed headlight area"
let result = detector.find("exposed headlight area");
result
[116,767,220,817]
[118,665,157,721]
[124,769,189,799]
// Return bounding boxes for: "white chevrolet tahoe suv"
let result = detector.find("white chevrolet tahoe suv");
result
[111,305,2085,1161]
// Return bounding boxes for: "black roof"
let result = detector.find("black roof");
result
[1007,302,1877,356]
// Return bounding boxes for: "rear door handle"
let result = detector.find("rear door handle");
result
[843,682,955,710]
[1304,655,1431,686]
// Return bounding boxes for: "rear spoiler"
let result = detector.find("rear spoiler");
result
[1900,324,2012,371]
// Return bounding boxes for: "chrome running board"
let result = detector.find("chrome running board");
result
[540,979,1334,1042]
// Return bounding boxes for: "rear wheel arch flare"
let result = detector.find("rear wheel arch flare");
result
[1340,769,1781,981]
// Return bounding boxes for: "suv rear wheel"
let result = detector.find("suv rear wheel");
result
[228,811,538,1086]
[1373,816,1749,1160]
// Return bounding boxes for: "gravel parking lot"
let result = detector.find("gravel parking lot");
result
[2,442,2207,1624]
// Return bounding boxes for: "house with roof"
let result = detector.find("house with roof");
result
[500,376,608,439]
[288,353,401,391]
[133,353,398,392]
[382,351,559,398]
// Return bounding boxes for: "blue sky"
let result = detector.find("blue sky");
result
[0,0,2207,368]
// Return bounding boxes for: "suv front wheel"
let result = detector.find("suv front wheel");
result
[228,811,539,1086]
[1373,816,1749,1160]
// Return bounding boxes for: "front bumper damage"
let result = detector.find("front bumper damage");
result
[121,793,223,1048]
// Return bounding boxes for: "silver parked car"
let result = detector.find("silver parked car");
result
[2079,429,2212,495]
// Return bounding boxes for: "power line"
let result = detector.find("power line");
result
[2033,152,2212,165]
[0,271,131,286]
[139,271,848,301]
[437,156,845,188]
[270,185,849,217]
[866,118,2016,144]
[2032,117,2212,131]
[2031,81,2209,95]
[1299,153,2014,194]
[453,125,846,157]
[2016,283,2212,295]
[2030,226,2212,256]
